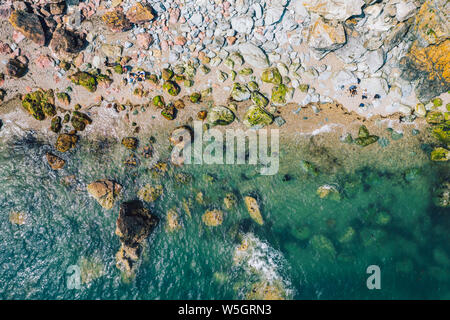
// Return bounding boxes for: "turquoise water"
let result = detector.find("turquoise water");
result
[0,135,449,299]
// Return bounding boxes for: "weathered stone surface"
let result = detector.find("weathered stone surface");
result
[46,152,65,170]
[207,106,235,126]
[115,200,158,247]
[55,133,78,152]
[126,3,155,24]
[102,8,132,32]
[239,43,269,69]
[87,179,122,209]
[308,17,346,57]
[49,28,84,58]
[5,58,27,78]
[300,0,365,21]
[400,40,450,102]
[413,0,449,47]
[9,10,45,46]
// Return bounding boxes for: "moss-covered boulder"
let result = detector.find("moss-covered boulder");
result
[251,91,269,108]
[430,123,450,145]
[207,106,235,126]
[355,125,379,147]
[71,111,92,131]
[50,116,62,133]
[261,67,282,85]
[56,92,70,106]
[161,68,174,81]
[55,133,78,152]
[153,95,165,108]
[22,89,56,120]
[426,111,444,124]
[69,71,97,92]
[87,179,122,209]
[190,92,201,103]
[243,105,273,128]
[231,83,251,102]
[163,81,181,96]
[161,105,177,120]
[271,84,288,106]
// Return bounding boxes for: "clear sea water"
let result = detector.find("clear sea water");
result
[0,134,449,300]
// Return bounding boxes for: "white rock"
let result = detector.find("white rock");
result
[308,17,346,55]
[364,49,385,74]
[231,15,254,34]
[239,43,269,69]
[360,77,389,96]
[191,13,204,26]
[265,6,286,25]
[300,0,365,21]
[395,1,417,22]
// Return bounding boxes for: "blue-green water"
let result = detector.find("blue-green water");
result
[0,135,449,299]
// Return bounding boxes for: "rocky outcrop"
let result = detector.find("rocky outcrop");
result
[115,200,159,274]
[86,179,122,209]
[300,0,365,21]
[308,17,346,58]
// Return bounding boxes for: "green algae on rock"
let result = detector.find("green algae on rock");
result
[71,111,92,131]
[50,116,62,133]
[69,71,97,92]
[231,83,251,102]
[207,106,235,126]
[299,160,319,176]
[153,95,165,108]
[355,125,379,147]
[271,84,289,106]
[243,105,273,128]
[22,89,56,120]
[163,81,181,96]
[55,133,78,152]
[430,147,449,162]
[251,91,269,108]
[261,67,282,85]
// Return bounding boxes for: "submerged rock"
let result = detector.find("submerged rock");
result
[244,196,264,225]
[86,179,122,209]
[9,211,26,225]
[355,125,379,147]
[433,181,450,208]
[122,137,139,150]
[55,133,78,153]
[202,209,224,227]
[317,185,341,201]
[224,193,237,210]
[299,160,319,176]
[166,208,182,232]
[137,184,163,203]
[9,10,45,46]
[310,235,336,259]
[246,281,286,300]
[46,152,65,170]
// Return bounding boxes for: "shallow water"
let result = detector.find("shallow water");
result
[0,135,449,300]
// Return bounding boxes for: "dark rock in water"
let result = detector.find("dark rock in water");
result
[9,10,46,46]
[55,133,78,152]
[46,152,65,170]
[116,200,159,248]
[49,28,85,57]
[5,58,27,78]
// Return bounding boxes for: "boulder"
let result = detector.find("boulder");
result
[22,89,55,120]
[243,105,274,128]
[230,15,254,34]
[308,17,346,57]
[121,137,138,150]
[207,106,235,126]
[69,71,97,92]
[317,185,341,201]
[261,67,282,85]
[300,0,365,21]
[87,179,122,209]
[46,152,65,170]
[126,3,155,24]
[238,43,269,69]
[5,57,27,78]
[9,10,45,46]
[231,83,251,102]
[102,8,132,32]
[49,28,84,58]
[265,5,286,25]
